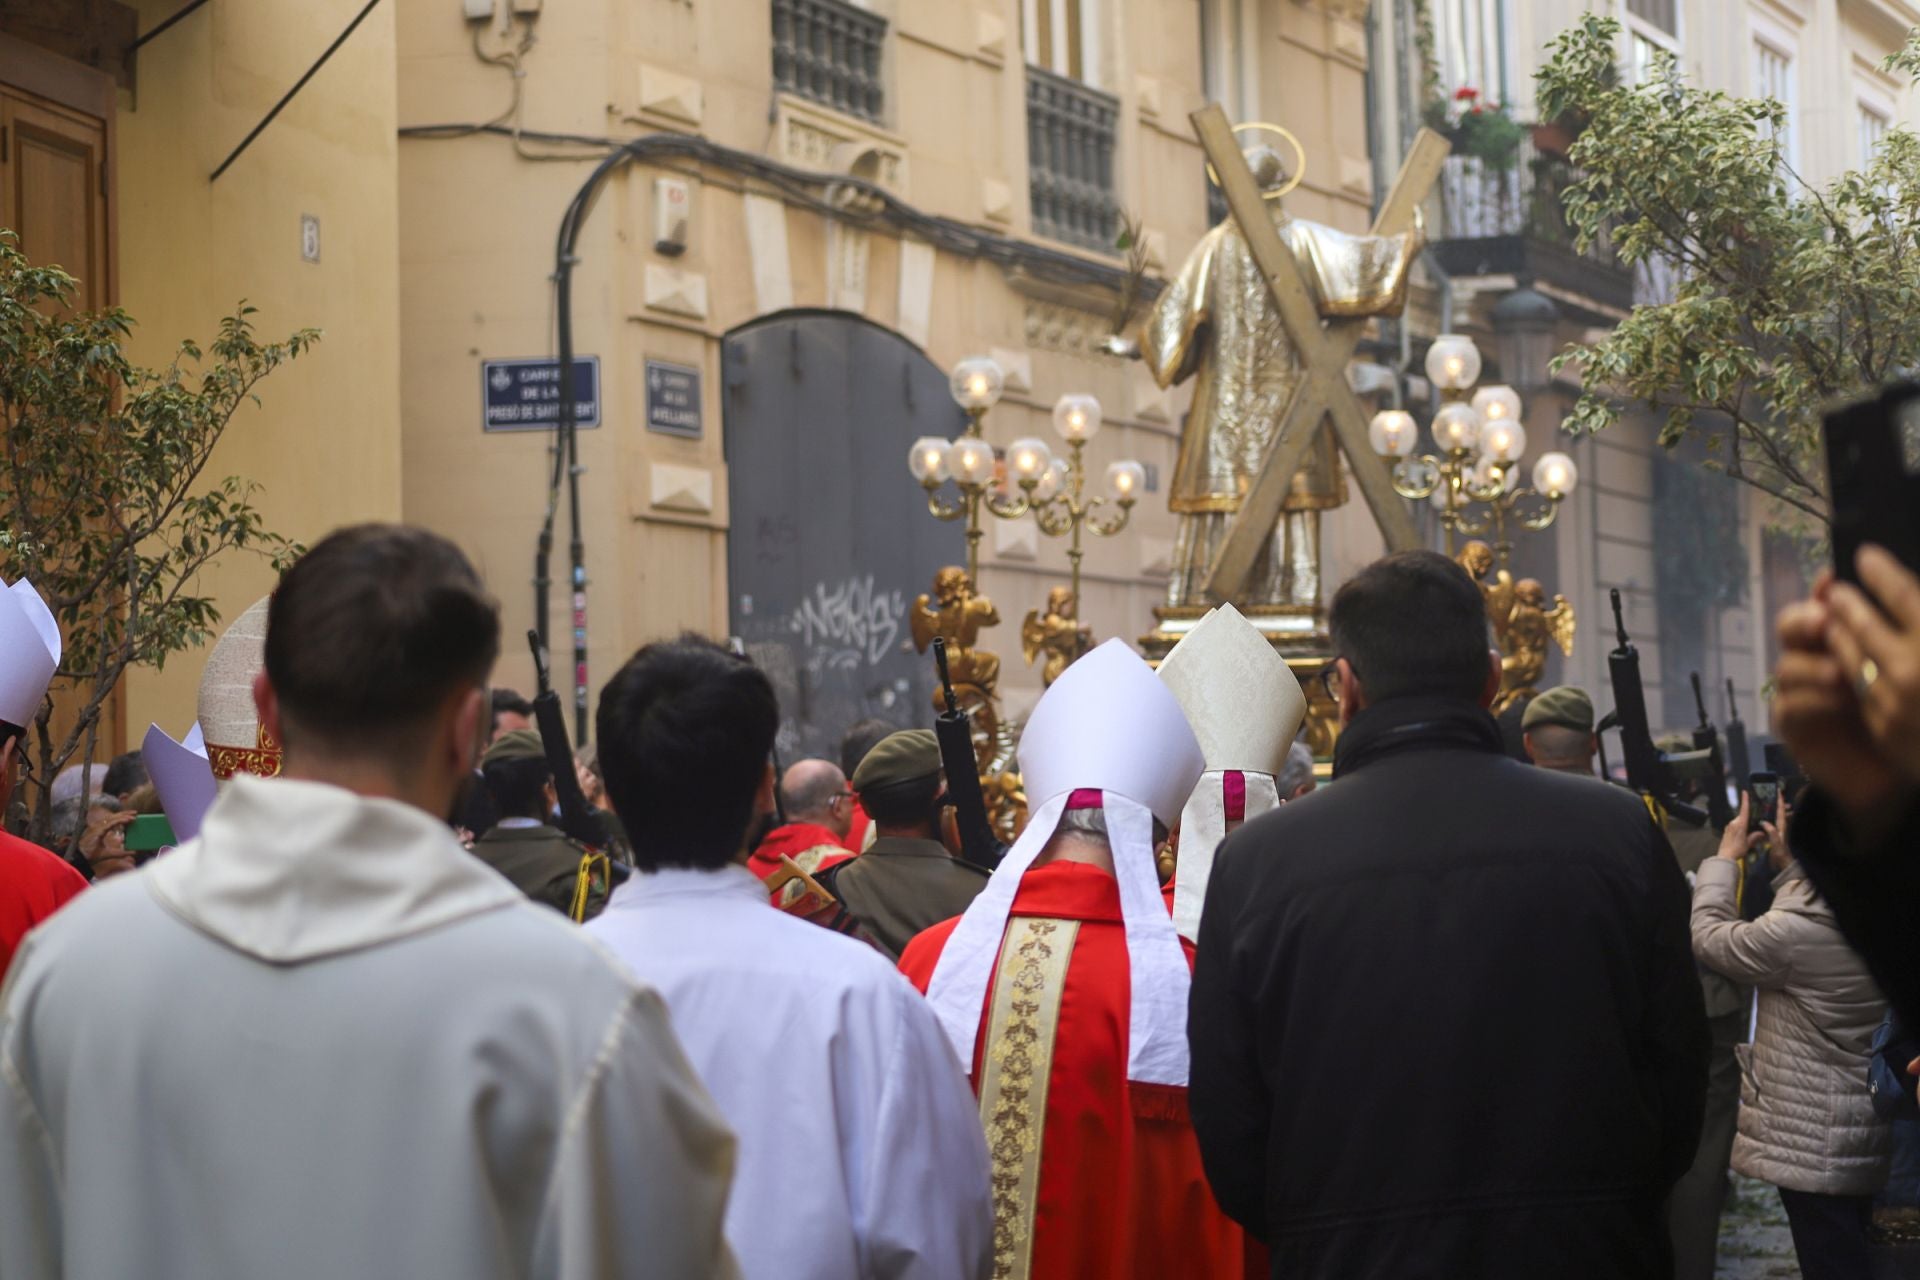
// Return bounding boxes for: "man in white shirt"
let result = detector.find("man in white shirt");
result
[0,524,738,1280]
[587,637,992,1280]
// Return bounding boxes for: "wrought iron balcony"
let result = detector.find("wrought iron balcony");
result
[772,0,886,124]
[1429,130,1635,317]
[1027,67,1120,253]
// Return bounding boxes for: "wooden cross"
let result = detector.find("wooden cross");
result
[1189,104,1451,602]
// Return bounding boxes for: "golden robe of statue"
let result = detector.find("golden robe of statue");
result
[1137,157,1422,610]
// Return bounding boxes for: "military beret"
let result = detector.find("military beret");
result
[851,729,942,794]
[1521,686,1594,734]
[482,728,548,768]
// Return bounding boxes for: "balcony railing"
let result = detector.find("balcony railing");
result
[1432,130,1635,313]
[1027,67,1120,253]
[772,0,885,124]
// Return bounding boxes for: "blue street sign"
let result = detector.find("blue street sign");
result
[481,356,601,432]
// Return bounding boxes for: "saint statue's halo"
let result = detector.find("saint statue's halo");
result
[1205,121,1308,202]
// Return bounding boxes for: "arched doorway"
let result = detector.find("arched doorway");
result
[722,311,967,760]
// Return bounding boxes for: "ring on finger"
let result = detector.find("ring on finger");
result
[1856,656,1880,698]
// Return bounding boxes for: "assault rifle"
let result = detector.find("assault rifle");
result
[526,630,610,849]
[1724,677,1753,794]
[1597,590,1708,826]
[1690,672,1733,831]
[933,637,1004,871]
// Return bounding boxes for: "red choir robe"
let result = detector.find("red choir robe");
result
[746,821,854,888]
[899,859,1255,1279]
[0,829,86,977]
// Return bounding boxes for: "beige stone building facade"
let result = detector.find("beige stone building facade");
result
[0,1,404,751]
[395,0,1383,751]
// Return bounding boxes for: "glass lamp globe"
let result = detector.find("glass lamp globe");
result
[1478,417,1528,464]
[948,357,1005,411]
[1033,457,1070,503]
[907,436,952,483]
[1007,437,1053,484]
[1471,384,1523,428]
[1368,409,1418,458]
[948,436,997,487]
[1533,450,1578,499]
[1430,402,1482,455]
[1425,334,1483,393]
[1469,453,1518,495]
[1106,460,1146,501]
[1052,393,1103,444]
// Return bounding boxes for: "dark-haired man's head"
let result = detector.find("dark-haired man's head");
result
[102,751,148,800]
[490,689,534,742]
[839,717,895,780]
[1327,550,1497,722]
[596,636,779,872]
[255,524,500,817]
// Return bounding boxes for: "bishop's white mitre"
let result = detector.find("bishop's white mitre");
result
[197,597,282,781]
[0,578,61,729]
[1157,603,1307,942]
[143,721,216,842]
[926,638,1205,1087]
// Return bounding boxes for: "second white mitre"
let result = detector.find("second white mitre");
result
[925,638,1204,1087]
[1157,603,1306,943]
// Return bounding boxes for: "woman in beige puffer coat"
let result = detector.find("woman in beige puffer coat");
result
[1691,794,1891,1280]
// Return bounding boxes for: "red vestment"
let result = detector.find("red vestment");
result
[0,829,85,977]
[899,860,1254,1279]
[746,821,856,916]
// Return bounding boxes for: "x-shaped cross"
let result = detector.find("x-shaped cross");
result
[1189,105,1451,602]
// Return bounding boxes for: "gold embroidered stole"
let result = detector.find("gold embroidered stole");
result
[977,916,1078,1280]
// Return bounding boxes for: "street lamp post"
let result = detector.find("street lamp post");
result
[907,357,1035,580]
[1370,334,1579,563]
[1028,394,1142,609]
[906,361,1143,610]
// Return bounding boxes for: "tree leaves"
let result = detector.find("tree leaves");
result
[1537,16,1920,526]
[0,232,312,836]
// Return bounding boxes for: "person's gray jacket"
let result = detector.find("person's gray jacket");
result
[1691,857,1891,1195]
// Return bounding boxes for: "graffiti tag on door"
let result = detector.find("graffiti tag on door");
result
[788,576,907,669]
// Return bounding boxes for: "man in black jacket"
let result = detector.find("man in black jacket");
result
[1188,550,1708,1279]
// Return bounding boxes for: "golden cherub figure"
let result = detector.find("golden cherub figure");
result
[1499,578,1576,712]
[1456,540,1575,713]
[1020,586,1093,687]
[910,566,1001,698]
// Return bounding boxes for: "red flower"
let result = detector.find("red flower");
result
[1454,86,1480,101]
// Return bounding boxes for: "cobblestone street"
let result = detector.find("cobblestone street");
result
[1716,1176,1798,1279]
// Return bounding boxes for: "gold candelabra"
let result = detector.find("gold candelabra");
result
[1369,333,1578,564]
[908,360,1142,611]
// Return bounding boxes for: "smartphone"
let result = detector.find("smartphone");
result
[1749,771,1780,814]
[123,813,178,853]
[1822,382,1920,583]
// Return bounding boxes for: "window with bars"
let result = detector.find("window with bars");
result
[1026,66,1120,252]
[771,0,887,124]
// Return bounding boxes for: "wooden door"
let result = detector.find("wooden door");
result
[0,39,120,761]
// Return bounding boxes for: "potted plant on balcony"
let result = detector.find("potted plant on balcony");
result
[1424,87,1526,169]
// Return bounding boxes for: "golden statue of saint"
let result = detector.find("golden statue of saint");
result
[1109,145,1422,610]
